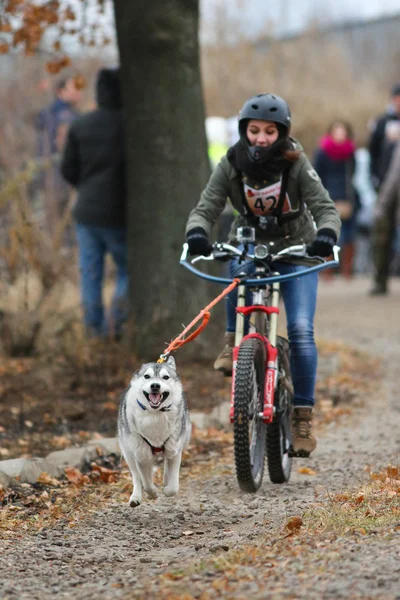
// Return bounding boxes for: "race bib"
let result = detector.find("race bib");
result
[243,179,294,217]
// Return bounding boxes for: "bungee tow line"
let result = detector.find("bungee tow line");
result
[157,278,240,363]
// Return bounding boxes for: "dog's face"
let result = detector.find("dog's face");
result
[132,356,181,411]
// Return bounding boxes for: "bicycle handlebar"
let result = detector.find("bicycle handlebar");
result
[180,243,340,286]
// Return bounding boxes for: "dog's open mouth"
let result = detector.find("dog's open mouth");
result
[143,391,170,408]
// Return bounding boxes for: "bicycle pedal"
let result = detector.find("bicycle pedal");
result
[288,447,310,458]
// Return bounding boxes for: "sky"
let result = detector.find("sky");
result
[200,0,400,39]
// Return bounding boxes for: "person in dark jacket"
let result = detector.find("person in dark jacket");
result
[314,120,359,279]
[368,83,400,295]
[369,83,400,191]
[61,68,127,339]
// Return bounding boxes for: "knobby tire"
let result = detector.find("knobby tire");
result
[233,337,266,493]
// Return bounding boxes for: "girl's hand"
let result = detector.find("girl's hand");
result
[186,228,212,256]
[307,228,337,257]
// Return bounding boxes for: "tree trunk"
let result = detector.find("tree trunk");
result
[114,0,224,362]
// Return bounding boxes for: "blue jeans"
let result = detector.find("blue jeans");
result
[226,253,318,407]
[76,224,128,338]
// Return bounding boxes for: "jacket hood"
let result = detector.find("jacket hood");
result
[96,68,122,110]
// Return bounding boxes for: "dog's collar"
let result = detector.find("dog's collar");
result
[137,399,173,412]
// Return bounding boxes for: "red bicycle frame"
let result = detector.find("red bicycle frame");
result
[229,286,281,425]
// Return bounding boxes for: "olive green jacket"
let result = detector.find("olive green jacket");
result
[186,142,341,254]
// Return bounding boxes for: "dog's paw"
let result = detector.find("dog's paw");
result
[163,484,179,497]
[145,486,158,500]
[129,493,141,508]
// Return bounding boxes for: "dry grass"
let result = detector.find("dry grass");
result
[306,465,400,537]
[151,464,400,599]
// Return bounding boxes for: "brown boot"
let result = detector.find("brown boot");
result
[291,407,317,456]
[214,332,235,375]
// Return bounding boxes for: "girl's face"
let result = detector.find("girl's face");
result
[246,120,279,147]
[331,123,348,143]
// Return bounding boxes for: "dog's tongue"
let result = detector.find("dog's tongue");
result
[150,392,161,404]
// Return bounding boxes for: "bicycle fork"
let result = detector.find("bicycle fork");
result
[262,281,280,423]
[229,280,281,425]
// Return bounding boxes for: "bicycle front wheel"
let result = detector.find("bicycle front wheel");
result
[233,337,266,493]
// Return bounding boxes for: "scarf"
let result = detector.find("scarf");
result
[227,138,292,181]
[319,135,355,161]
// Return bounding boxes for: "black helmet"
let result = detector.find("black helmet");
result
[238,93,291,142]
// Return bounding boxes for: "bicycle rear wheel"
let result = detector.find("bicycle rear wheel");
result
[266,337,293,484]
[233,337,266,492]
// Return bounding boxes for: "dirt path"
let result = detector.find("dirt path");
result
[1,276,400,600]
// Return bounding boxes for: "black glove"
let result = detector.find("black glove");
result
[307,228,337,257]
[186,227,212,256]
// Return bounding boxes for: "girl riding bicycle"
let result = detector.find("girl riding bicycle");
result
[185,94,341,456]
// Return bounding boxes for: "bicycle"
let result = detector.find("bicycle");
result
[180,226,340,493]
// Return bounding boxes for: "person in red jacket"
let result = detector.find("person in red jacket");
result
[314,120,359,278]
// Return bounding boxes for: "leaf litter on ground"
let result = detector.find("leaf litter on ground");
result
[0,340,382,539]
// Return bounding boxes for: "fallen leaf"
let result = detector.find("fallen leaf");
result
[163,572,185,581]
[370,472,386,482]
[51,436,70,449]
[286,516,303,532]
[37,472,60,486]
[387,465,399,479]
[334,493,350,502]
[65,467,90,485]
[91,465,119,483]
[298,467,317,476]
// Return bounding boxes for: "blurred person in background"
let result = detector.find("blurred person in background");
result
[37,77,81,156]
[314,120,359,279]
[61,68,127,340]
[206,117,235,243]
[368,83,400,295]
[352,147,376,275]
[370,141,400,294]
[35,77,82,246]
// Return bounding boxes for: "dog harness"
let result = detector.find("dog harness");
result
[136,398,172,454]
[140,435,170,455]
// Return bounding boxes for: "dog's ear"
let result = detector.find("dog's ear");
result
[166,355,176,370]
[130,367,141,380]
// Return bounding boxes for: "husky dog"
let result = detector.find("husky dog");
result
[118,356,191,507]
